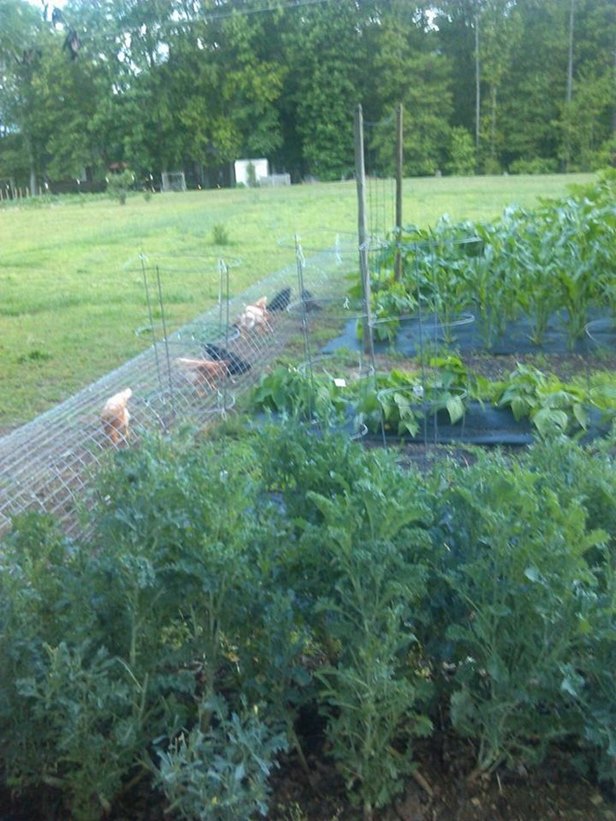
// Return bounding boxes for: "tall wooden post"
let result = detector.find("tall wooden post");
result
[394,102,403,281]
[354,104,374,358]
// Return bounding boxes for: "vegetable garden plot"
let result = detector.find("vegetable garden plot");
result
[324,310,613,358]
[305,178,616,448]
[247,351,616,449]
[358,177,616,357]
[0,244,356,539]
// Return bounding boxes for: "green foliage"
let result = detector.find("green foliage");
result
[446,126,476,176]
[250,364,351,427]
[509,157,559,175]
[253,421,382,527]
[251,359,616,444]
[0,432,282,816]
[1,0,614,188]
[440,454,607,775]
[366,174,616,350]
[368,269,418,341]
[2,424,616,818]
[308,475,433,816]
[525,436,616,557]
[106,170,135,205]
[154,696,287,821]
[211,222,230,245]
[369,15,453,178]
[495,363,590,437]
[16,642,147,821]
[492,363,616,438]
[357,360,469,438]
[0,514,146,817]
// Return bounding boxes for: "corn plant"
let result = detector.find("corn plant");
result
[402,221,477,337]
[368,267,418,342]
[360,174,616,353]
[546,198,605,345]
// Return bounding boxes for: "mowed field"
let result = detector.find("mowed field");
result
[0,173,595,431]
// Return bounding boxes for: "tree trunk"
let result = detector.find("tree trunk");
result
[474,10,481,159]
[566,0,575,105]
[612,39,616,140]
[354,104,374,359]
[394,103,403,282]
[27,141,38,196]
[490,85,497,165]
[564,0,575,171]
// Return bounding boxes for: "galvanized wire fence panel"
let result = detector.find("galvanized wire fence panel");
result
[0,241,359,539]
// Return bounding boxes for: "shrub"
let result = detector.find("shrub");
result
[1,427,615,816]
[508,157,559,175]
[298,450,435,818]
[440,454,606,776]
[212,222,230,245]
[154,695,287,821]
[106,169,134,205]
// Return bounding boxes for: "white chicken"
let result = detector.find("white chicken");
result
[236,296,271,333]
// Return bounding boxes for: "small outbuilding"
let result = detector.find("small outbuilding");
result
[234,158,269,187]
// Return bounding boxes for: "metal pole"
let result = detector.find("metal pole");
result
[155,265,175,402]
[140,253,163,391]
[354,104,374,359]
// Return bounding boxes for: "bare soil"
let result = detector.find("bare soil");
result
[269,735,616,820]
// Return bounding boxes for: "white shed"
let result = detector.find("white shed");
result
[234,158,269,187]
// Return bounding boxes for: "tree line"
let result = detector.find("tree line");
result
[0,0,614,193]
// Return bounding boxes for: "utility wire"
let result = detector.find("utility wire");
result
[203,0,332,20]
[174,0,334,25]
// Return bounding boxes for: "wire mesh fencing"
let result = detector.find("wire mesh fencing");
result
[0,239,360,540]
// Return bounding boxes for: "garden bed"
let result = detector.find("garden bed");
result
[268,735,615,820]
[2,175,615,821]
[248,346,616,451]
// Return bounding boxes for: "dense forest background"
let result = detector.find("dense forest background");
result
[1,0,615,192]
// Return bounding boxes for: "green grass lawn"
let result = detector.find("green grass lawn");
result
[0,173,594,430]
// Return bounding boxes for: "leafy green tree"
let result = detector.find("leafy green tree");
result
[433,0,482,151]
[559,0,616,170]
[560,69,616,170]
[366,3,453,177]
[475,0,523,172]
[2,0,615,188]
[281,0,373,180]
[446,125,476,174]
[498,0,567,169]
[0,0,51,191]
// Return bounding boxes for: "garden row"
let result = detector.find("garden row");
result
[1,424,615,819]
[365,170,616,350]
[250,355,616,442]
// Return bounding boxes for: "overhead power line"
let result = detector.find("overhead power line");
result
[196,0,334,23]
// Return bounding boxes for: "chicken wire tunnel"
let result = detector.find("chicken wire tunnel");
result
[0,239,359,540]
